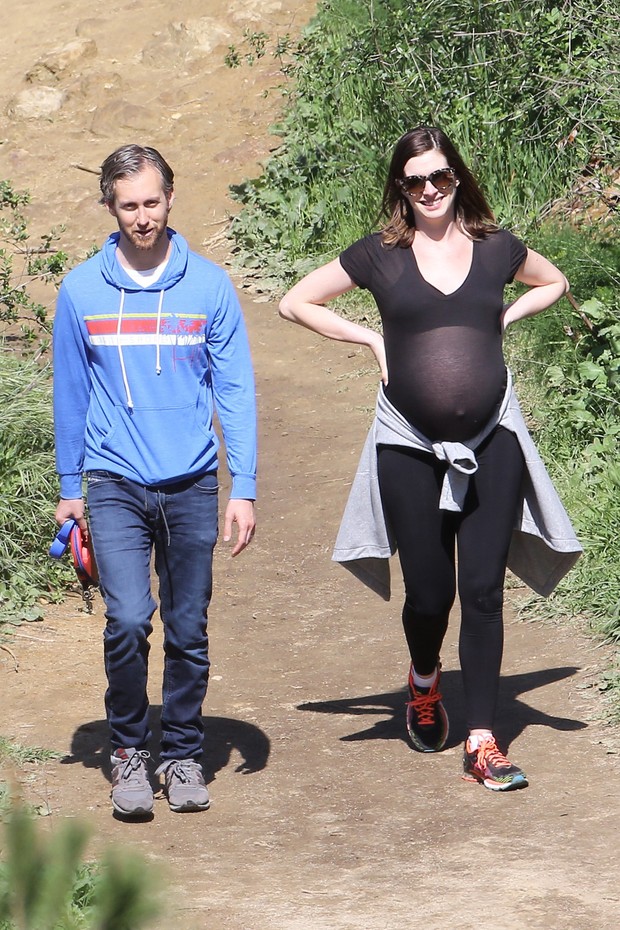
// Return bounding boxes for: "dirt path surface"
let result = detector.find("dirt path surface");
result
[1,3,619,929]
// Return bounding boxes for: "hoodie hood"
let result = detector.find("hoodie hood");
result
[97,228,190,404]
[100,227,188,291]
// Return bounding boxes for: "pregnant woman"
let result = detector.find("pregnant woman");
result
[279,126,580,791]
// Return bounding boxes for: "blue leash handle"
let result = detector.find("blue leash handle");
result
[49,519,76,559]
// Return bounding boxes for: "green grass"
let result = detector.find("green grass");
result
[0,737,161,930]
[0,348,74,627]
[0,737,62,767]
[503,221,620,635]
[0,799,161,930]
[228,0,619,283]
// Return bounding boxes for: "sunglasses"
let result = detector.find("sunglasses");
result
[396,167,457,197]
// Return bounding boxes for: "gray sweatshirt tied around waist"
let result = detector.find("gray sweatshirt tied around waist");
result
[332,371,582,600]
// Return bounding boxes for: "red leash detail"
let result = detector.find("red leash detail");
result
[69,524,99,588]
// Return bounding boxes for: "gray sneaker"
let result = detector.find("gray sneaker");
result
[110,748,153,817]
[155,759,210,812]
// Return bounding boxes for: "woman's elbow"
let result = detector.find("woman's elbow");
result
[278,295,294,321]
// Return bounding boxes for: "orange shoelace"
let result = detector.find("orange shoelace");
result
[475,737,511,770]
[408,688,442,726]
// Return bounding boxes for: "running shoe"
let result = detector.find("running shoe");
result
[110,748,153,817]
[406,663,449,752]
[155,759,210,813]
[462,735,528,791]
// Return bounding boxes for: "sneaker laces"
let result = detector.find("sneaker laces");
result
[116,750,150,782]
[408,687,442,726]
[475,737,511,770]
[155,759,202,784]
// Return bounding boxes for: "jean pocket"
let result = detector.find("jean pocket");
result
[85,470,124,485]
[194,472,219,495]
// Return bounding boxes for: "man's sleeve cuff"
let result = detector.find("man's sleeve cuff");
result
[59,475,83,499]
[230,476,256,500]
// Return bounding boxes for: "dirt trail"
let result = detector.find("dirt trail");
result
[1,3,619,929]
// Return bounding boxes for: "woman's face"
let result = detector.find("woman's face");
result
[400,149,458,224]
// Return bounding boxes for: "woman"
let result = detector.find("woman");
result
[279,126,579,791]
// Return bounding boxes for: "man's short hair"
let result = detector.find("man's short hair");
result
[99,144,174,205]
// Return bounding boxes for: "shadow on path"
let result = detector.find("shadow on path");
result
[298,666,588,750]
[60,709,270,784]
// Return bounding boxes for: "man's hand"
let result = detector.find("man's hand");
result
[223,499,256,556]
[55,498,89,542]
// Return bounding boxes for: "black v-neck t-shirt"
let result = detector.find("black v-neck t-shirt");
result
[339,229,527,441]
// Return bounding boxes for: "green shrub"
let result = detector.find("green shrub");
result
[0,179,73,625]
[509,223,620,631]
[228,0,619,281]
[0,349,73,625]
[0,181,67,341]
[0,799,161,930]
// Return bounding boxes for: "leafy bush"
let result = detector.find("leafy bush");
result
[509,222,620,631]
[0,349,73,625]
[0,799,161,930]
[1,733,160,926]
[228,0,619,282]
[0,180,72,625]
[0,181,67,341]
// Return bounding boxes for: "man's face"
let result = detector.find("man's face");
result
[107,165,174,255]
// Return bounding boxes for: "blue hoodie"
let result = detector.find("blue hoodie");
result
[53,229,256,500]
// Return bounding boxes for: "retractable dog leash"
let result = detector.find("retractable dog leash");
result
[49,519,99,613]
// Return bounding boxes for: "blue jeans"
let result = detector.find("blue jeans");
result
[86,471,219,760]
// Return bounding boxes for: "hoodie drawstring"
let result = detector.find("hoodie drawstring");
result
[116,288,166,409]
[117,289,134,410]
[155,289,164,375]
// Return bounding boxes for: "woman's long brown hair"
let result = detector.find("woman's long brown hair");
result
[381,126,498,247]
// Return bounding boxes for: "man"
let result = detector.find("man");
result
[53,144,257,817]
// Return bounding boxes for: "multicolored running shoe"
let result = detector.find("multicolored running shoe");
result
[462,735,528,791]
[406,663,449,752]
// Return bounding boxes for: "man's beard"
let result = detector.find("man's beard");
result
[127,222,167,252]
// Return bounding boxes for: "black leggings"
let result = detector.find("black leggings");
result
[377,427,524,730]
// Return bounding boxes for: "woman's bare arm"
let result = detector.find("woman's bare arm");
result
[502,248,569,330]
[279,258,388,382]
